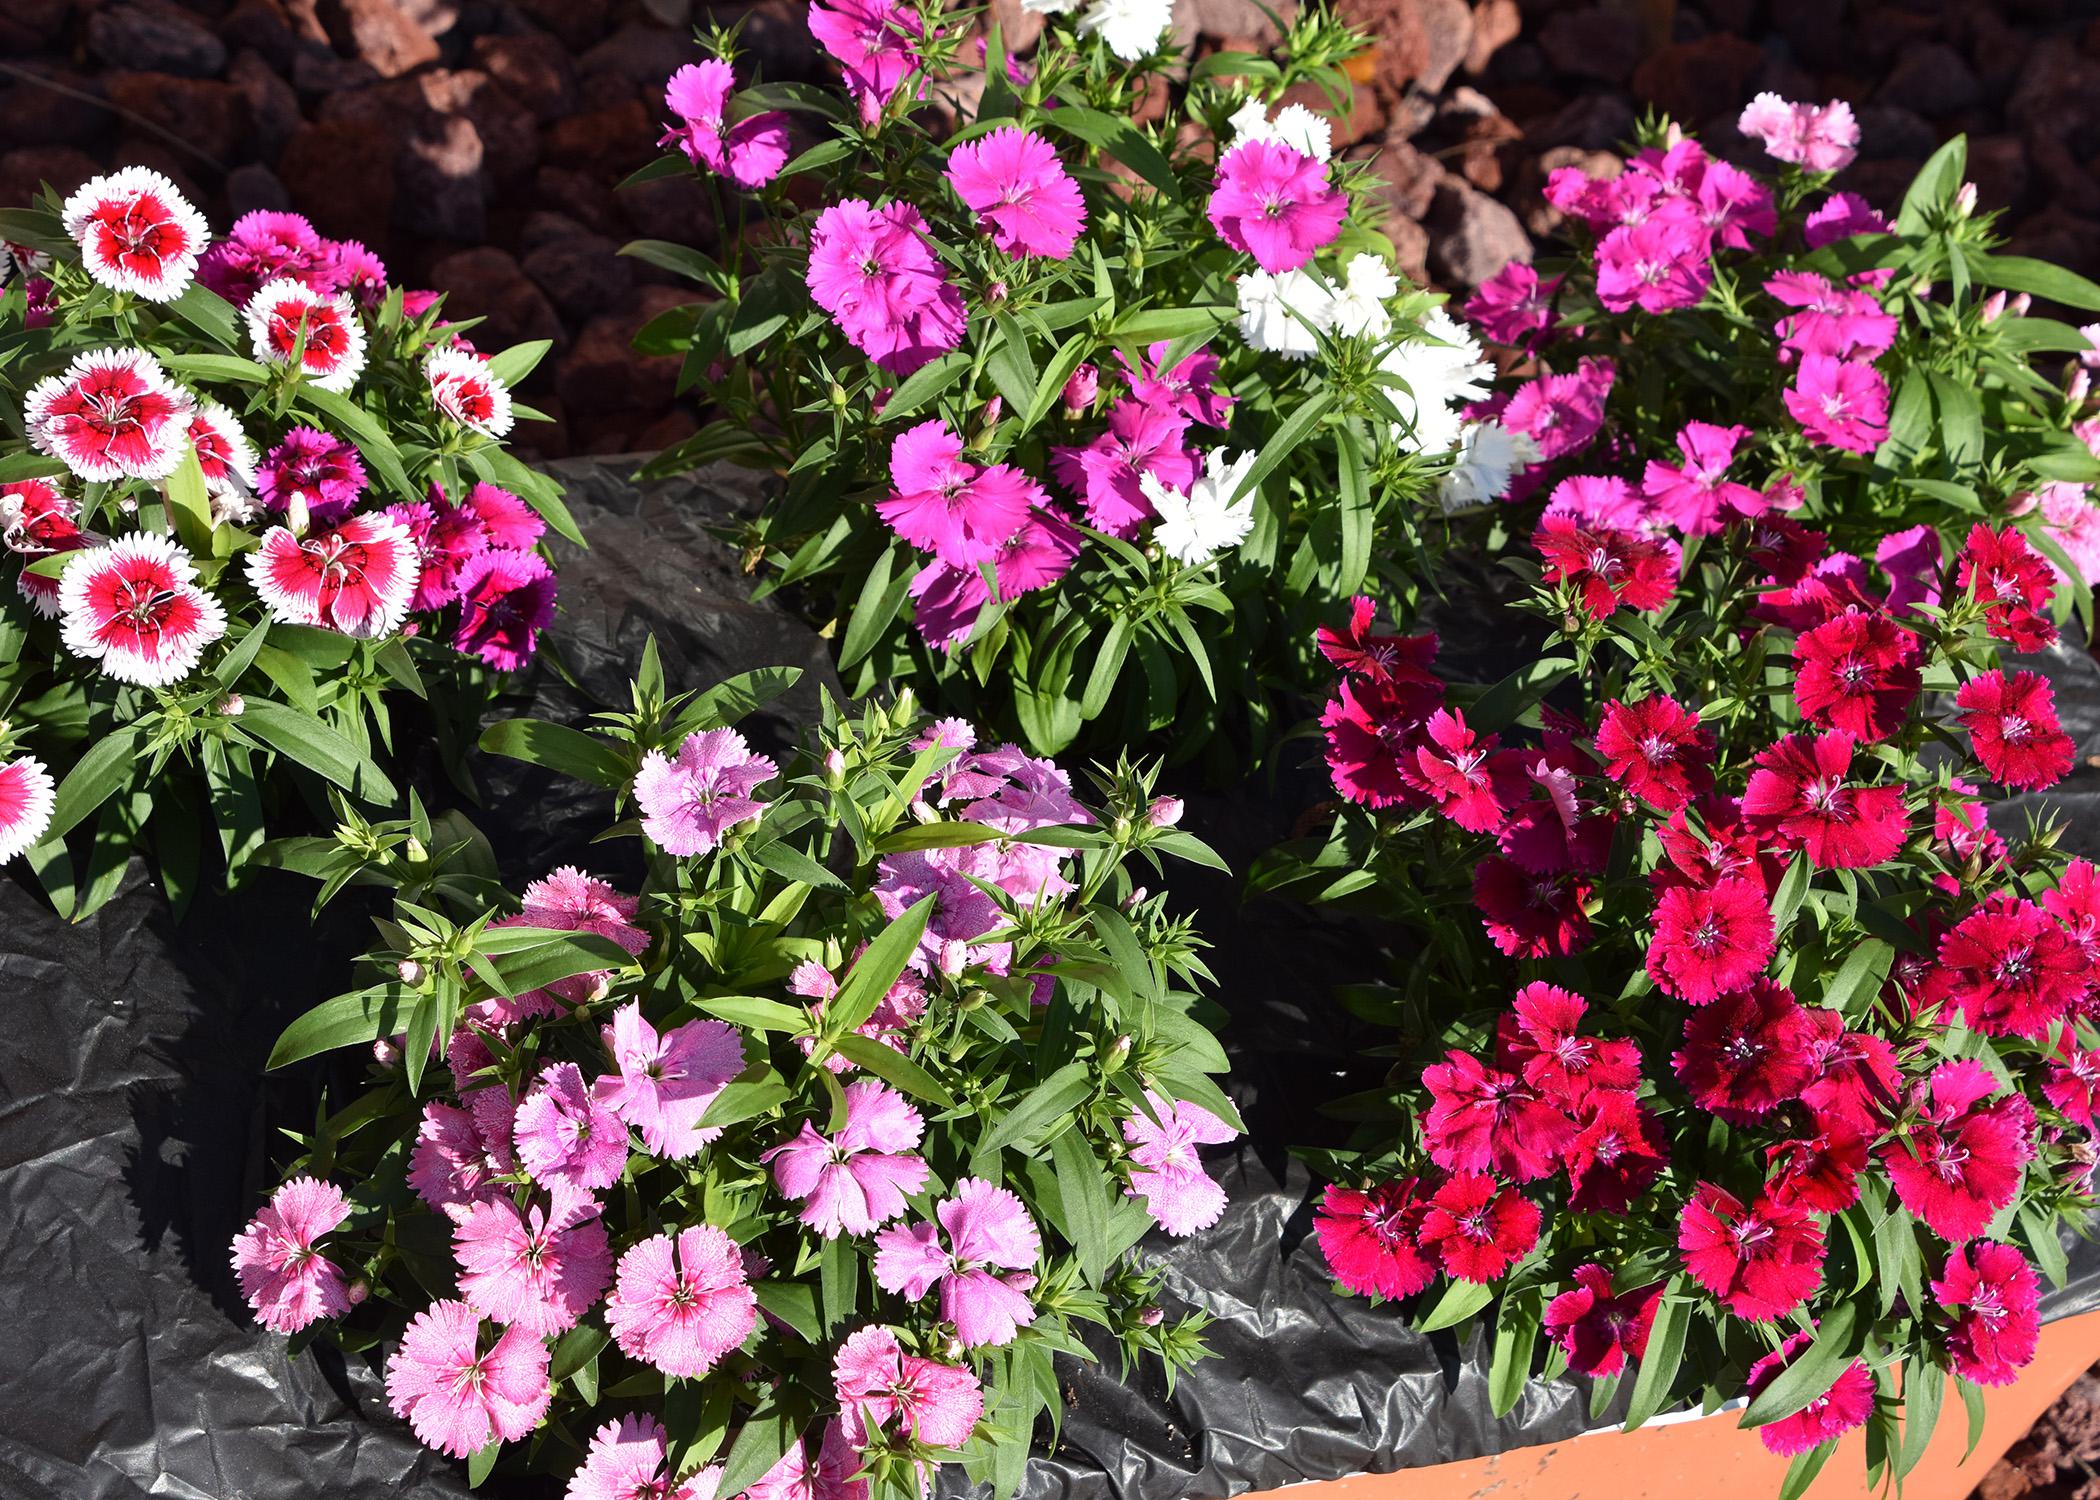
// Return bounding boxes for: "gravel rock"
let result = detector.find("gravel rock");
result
[1427,178,1530,286]
[87,1,229,79]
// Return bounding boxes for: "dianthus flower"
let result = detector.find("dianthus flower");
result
[256,426,365,528]
[1465,261,1559,351]
[1534,515,1677,618]
[1956,669,2075,790]
[1646,877,1775,1004]
[1792,608,1921,742]
[1641,421,1765,534]
[246,278,366,391]
[1784,355,1888,453]
[662,60,790,190]
[408,1091,515,1222]
[1876,523,1944,615]
[1594,204,1712,314]
[832,1325,983,1450]
[878,419,1042,566]
[1115,341,1235,428]
[873,848,1014,975]
[514,1061,630,1207]
[186,401,259,520]
[1322,675,1446,808]
[1880,1059,2035,1242]
[874,1177,1041,1347]
[1678,1183,1823,1320]
[1316,596,1439,685]
[230,1176,354,1333]
[1207,139,1346,273]
[765,1080,930,1238]
[1416,1172,1541,1283]
[1543,1264,1662,1377]
[59,533,226,687]
[2046,859,2100,965]
[424,347,514,439]
[454,1197,612,1336]
[386,1300,551,1458]
[196,210,338,307]
[907,508,1082,649]
[1766,271,1898,361]
[947,128,1086,260]
[1766,1125,1869,1213]
[0,755,55,865]
[1959,524,2059,651]
[1500,370,1607,463]
[1804,191,1888,248]
[1314,1179,1437,1301]
[1741,731,1911,869]
[1935,1241,2041,1387]
[606,1224,757,1377]
[26,346,193,483]
[1933,893,2085,1039]
[1566,1089,1669,1213]
[1120,1091,1237,1236]
[247,513,420,638]
[746,1419,868,1500]
[1798,1012,1901,1133]
[1473,858,1592,958]
[1595,695,1712,812]
[1738,93,1860,173]
[1379,308,1494,455]
[1652,794,1787,896]
[634,728,777,857]
[1050,396,1195,538]
[1411,708,1509,833]
[1421,1050,1573,1183]
[593,1001,744,1160]
[1744,1332,1874,1456]
[1544,473,1654,532]
[1,478,87,618]
[1496,982,1640,1106]
[453,547,557,672]
[808,0,923,122]
[386,495,488,611]
[804,199,965,376]
[568,1415,721,1500]
[1671,980,1818,1121]
[62,166,207,301]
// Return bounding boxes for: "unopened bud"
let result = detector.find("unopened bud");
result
[346,1279,370,1307]
[830,382,850,409]
[403,836,428,863]
[2010,293,2032,317]
[2070,367,2092,404]
[1137,1305,1164,1327]
[1146,795,1183,828]
[216,692,244,716]
[984,280,1008,306]
[1123,885,1149,912]
[2006,490,2041,518]
[981,396,1003,429]
[1915,280,1934,300]
[823,747,846,782]
[398,958,426,984]
[1980,290,2007,324]
[1063,363,1099,416]
[583,971,613,1003]
[1954,181,1977,217]
[373,1036,402,1067]
[911,797,939,823]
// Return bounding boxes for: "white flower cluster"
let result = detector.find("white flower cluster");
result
[1027,0,1175,63]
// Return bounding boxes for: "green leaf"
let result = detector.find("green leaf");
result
[698,1076,794,1130]
[296,386,416,501]
[679,667,805,731]
[1416,1279,1491,1333]
[476,933,635,1001]
[549,1324,610,1382]
[1049,1124,1113,1282]
[1877,370,1932,469]
[238,699,397,803]
[479,718,630,789]
[749,837,846,891]
[1111,306,1234,342]
[753,1282,821,1342]
[1820,937,1894,1018]
[168,281,243,351]
[1959,1375,1988,1458]
[164,445,216,555]
[1928,372,1983,471]
[696,995,811,1033]
[485,339,552,387]
[1047,106,1176,195]
[1776,1440,1838,1500]
[875,820,1004,852]
[1741,1301,1860,1427]
[1336,427,1371,594]
[1239,392,1336,498]
[986,312,1038,416]
[268,985,409,1068]
[1487,1289,1542,1418]
[45,725,145,842]
[1079,617,1133,719]
[833,1033,954,1106]
[466,1441,500,1488]
[1897,1356,1944,1480]
[880,351,972,421]
[715,1401,800,1499]
[622,240,722,284]
[1973,252,2100,312]
[819,894,933,1045]
[1770,853,1811,937]
[979,1061,1094,1154]
[1896,135,1967,237]
[839,543,910,673]
[1623,1283,1689,1430]
[1467,655,1575,733]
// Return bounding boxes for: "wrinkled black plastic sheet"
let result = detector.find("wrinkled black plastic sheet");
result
[7,461,2100,1500]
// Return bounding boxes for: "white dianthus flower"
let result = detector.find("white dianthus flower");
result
[1077,0,1173,61]
[1236,268,1335,358]
[1329,253,1399,340]
[1143,449,1258,565]
[1437,420,1540,512]
[1377,307,1493,455]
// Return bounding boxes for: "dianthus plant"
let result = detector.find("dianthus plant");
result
[240,660,1238,1498]
[626,0,1496,763]
[0,177,574,917]
[1258,119,2100,1489]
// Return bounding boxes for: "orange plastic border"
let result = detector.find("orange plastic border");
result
[1261,1308,2100,1500]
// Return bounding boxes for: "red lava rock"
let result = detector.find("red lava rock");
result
[984,0,1049,55]
[510,0,613,51]
[1,64,115,150]
[534,165,627,237]
[617,171,720,249]
[1346,0,1472,98]
[1537,8,1642,86]
[276,116,397,245]
[1534,92,1635,152]
[215,0,300,70]
[1367,134,1446,222]
[522,229,636,320]
[314,0,440,78]
[102,72,250,171]
[545,100,657,183]
[226,162,292,215]
[1464,0,1521,77]
[471,32,580,123]
[87,1,229,80]
[579,23,706,93]
[1632,33,1765,126]
[226,48,301,164]
[427,245,569,352]
[556,283,697,425]
[1427,177,1529,286]
[1877,40,1982,118]
[0,0,77,56]
[0,147,101,210]
[1969,133,2033,215]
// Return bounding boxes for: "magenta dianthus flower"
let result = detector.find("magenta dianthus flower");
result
[1050,396,1195,538]
[256,426,366,528]
[452,547,557,672]
[1738,93,1860,174]
[386,496,488,611]
[515,1060,631,1207]
[877,419,1043,567]
[947,127,1087,260]
[908,507,1083,649]
[1594,205,1712,314]
[663,60,790,191]
[808,0,923,124]
[1784,355,1889,453]
[1207,139,1347,273]
[806,199,967,376]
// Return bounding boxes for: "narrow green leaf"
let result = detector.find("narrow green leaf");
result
[1623,1284,1689,1431]
[1416,1279,1491,1333]
[833,1033,954,1106]
[1741,1301,1859,1427]
[268,985,409,1068]
[479,718,630,789]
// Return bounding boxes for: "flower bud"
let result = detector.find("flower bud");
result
[397,958,425,985]
[985,280,1008,306]
[2070,367,2092,404]
[911,797,939,823]
[1954,181,1977,217]
[981,396,1004,429]
[823,747,847,787]
[1123,886,1149,911]
[2010,294,2032,317]
[346,1279,370,1307]
[2006,489,2041,518]
[1980,290,2007,324]
[830,381,850,408]
[1146,795,1183,828]
[403,835,428,863]
[216,692,245,716]
[583,972,613,1003]
[1137,1305,1164,1327]
[1063,363,1099,416]
[373,1036,402,1068]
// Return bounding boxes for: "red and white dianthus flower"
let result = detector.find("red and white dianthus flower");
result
[424,346,515,439]
[187,400,261,523]
[26,346,195,483]
[247,512,421,637]
[0,755,56,865]
[58,533,226,686]
[245,277,367,392]
[60,166,209,302]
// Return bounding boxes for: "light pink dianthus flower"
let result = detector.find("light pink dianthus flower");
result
[873,1177,1041,1347]
[606,1224,758,1377]
[634,728,778,856]
[231,1176,354,1333]
[592,1001,745,1160]
[385,1299,551,1458]
[1121,1090,1238,1235]
[763,1080,929,1238]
